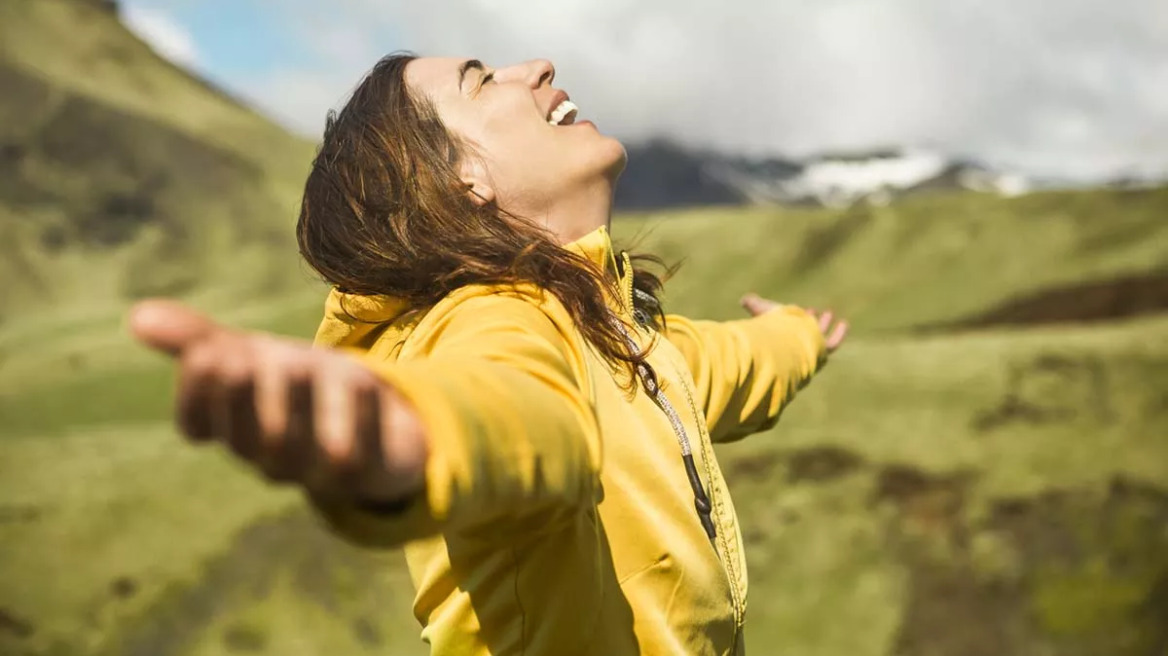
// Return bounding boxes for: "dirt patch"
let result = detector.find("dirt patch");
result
[894,560,1025,656]
[352,616,383,648]
[923,270,1168,331]
[724,446,865,485]
[222,621,268,653]
[0,503,43,525]
[0,607,34,638]
[103,509,407,656]
[787,446,866,484]
[722,450,784,483]
[110,576,139,600]
[972,354,1112,433]
[891,475,1168,656]
[872,465,976,542]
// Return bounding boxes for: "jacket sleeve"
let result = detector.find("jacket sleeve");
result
[310,292,601,548]
[662,306,826,444]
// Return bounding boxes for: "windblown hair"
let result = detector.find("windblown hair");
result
[296,52,669,377]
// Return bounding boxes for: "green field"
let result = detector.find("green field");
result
[3,189,1167,656]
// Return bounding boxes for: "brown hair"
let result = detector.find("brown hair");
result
[296,52,669,377]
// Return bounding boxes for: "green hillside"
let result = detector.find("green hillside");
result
[0,0,317,322]
[3,188,1166,656]
[618,187,1168,331]
[1,1,1166,654]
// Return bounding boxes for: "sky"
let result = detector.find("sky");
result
[120,0,1168,181]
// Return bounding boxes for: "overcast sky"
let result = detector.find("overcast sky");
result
[122,0,1168,181]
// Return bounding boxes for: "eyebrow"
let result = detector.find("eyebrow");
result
[458,59,484,91]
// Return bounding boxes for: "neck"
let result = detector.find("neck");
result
[537,176,615,245]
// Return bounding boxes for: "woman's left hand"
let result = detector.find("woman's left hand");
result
[740,293,848,354]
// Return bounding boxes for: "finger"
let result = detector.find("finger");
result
[818,310,834,334]
[377,387,428,496]
[216,348,262,461]
[351,382,390,498]
[313,356,363,469]
[129,300,223,357]
[274,363,317,484]
[740,293,778,317]
[349,384,428,503]
[176,344,219,441]
[825,320,849,352]
[253,339,290,445]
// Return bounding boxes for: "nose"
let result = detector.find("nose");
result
[524,59,555,88]
[494,59,556,88]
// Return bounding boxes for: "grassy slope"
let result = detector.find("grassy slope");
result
[0,0,318,323]
[0,0,310,184]
[612,192,1168,653]
[617,187,1168,331]
[2,187,1166,655]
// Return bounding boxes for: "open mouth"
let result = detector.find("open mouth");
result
[547,99,579,126]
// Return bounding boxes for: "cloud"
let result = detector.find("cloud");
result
[121,5,200,68]
[253,0,1168,180]
[251,70,358,137]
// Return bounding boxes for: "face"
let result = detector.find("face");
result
[405,57,626,224]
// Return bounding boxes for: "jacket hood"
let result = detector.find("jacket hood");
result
[312,225,622,350]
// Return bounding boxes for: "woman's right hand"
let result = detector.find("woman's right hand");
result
[128,300,427,506]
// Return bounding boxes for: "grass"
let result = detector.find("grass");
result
[613,187,1168,331]
[0,0,313,182]
[718,314,1168,655]
[0,0,316,322]
[2,187,1167,655]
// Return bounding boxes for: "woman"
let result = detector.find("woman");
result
[131,53,847,655]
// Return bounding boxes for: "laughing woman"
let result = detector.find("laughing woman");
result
[131,54,846,655]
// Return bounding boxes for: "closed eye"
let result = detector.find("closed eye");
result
[473,71,495,98]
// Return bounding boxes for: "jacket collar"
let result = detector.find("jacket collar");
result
[315,224,630,348]
[566,225,635,312]
[564,225,619,278]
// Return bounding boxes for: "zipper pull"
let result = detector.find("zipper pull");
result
[683,454,717,540]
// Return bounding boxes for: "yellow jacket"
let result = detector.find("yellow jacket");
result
[311,226,826,655]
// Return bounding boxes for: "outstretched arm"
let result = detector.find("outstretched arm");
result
[663,293,847,443]
[130,294,601,548]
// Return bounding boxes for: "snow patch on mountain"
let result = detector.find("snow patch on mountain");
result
[708,149,1031,208]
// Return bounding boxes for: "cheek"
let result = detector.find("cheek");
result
[477,116,553,174]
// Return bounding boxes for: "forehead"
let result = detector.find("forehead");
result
[404,56,474,99]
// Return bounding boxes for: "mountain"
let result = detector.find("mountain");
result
[615,140,1033,211]
[613,139,749,210]
[0,0,315,320]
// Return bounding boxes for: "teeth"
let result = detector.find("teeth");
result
[547,100,579,126]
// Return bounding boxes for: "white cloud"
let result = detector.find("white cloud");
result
[121,5,200,68]
[248,70,358,137]
[252,0,1168,180]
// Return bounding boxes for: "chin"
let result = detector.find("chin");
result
[598,135,628,182]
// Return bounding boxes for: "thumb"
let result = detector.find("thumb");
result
[740,293,779,317]
[128,299,223,357]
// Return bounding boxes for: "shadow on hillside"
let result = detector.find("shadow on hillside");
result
[725,444,1168,656]
[102,510,408,656]
[921,270,1168,331]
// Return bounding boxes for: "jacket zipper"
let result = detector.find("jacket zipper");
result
[669,357,747,643]
[615,253,745,641]
[626,347,717,540]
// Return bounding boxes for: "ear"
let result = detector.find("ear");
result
[459,156,496,207]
